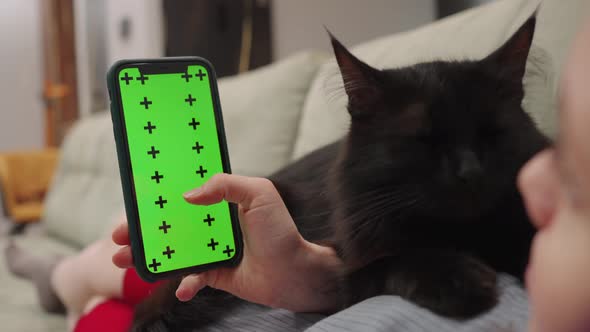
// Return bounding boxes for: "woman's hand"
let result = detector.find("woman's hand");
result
[112,174,342,313]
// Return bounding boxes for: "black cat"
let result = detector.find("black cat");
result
[131,17,549,331]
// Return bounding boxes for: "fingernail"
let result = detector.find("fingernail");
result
[183,187,203,199]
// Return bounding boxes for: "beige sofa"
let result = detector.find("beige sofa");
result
[1,0,588,330]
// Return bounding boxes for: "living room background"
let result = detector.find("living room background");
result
[0,0,494,152]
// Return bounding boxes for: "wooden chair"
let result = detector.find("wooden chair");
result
[0,149,59,224]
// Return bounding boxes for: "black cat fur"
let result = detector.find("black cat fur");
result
[131,17,550,331]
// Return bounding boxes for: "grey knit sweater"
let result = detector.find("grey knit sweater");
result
[197,274,528,332]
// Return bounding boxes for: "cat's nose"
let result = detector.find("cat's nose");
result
[455,149,483,182]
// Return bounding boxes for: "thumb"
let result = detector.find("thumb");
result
[183,174,279,210]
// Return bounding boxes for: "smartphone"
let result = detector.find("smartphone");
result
[107,57,242,282]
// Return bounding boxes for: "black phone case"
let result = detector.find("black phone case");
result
[107,57,242,282]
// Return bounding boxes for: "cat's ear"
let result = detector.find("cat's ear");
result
[485,16,536,83]
[329,31,382,118]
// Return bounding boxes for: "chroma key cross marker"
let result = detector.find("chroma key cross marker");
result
[108,57,242,282]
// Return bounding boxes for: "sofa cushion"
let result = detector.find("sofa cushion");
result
[219,51,327,176]
[42,114,126,248]
[291,0,590,160]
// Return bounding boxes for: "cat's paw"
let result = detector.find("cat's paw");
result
[384,251,499,319]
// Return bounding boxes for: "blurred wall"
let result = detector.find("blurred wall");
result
[272,0,436,59]
[75,0,165,117]
[0,0,44,150]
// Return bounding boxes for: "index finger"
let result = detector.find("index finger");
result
[183,174,281,210]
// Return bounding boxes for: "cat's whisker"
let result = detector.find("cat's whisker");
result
[296,210,333,220]
[344,194,426,234]
[341,195,418,219]
[322,67,349,104]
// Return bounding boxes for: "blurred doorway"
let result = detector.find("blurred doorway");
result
[163,0,272,77]
[41,0,79,147]
[0,1,44,151]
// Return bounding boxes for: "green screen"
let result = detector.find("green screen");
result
[117,64,237,274]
